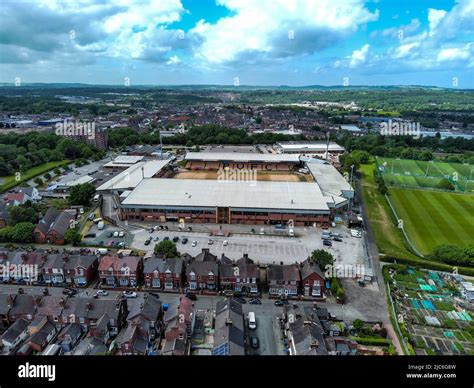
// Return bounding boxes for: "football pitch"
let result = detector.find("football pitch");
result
[389,188,474,255]
[376,157,474,193]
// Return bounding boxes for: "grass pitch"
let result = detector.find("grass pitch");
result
[389,188,474,255]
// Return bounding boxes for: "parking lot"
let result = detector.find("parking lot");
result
[82,223,133,249]
[128,225,368,267]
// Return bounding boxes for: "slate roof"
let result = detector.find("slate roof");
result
[186,261,218,277]
[1,318,29,344]
[213,298,245,355]
[300,259,325,280]
[267,264,300,282]
[143,257,183,275]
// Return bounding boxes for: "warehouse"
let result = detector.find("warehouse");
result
[120,178,339,226]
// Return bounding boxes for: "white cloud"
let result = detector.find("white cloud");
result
[166,55,181,65]
[437,44,472,62]
[190,0,378,64]
[427,8,446,35]
[349,44,370,68]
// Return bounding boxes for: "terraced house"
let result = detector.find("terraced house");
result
[98,255,143,288]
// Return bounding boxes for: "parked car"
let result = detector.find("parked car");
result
[187,227,192,231]
[351,229,362,238]
[63,288,77,296]
[84,233,96,238]
[223,240,228,246]
[358,280,366,287]
[94,290,109,298]
[149,228,154,233]
[185,292,197,301]
[250,336,259,349]
[107,240,114,247]
[106,232,114,238]
[249,298,261,305]
[113,231,119,237]
[163,236,169,241]
[208,239,214,245]
[182,237,188,244]
[122,291,137,298]
[274,300,289,306]
[323,239,332,247]
[144,239,151,246]
[149,292,160,299]
[18,287,24,294]
[118,231,125,238]
[333,236,343,242]
[234,297,247,304]
[154,237,160,242]
[192,240,197,247]
[172,237,180,243]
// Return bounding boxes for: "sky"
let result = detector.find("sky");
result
[0,0,473,87]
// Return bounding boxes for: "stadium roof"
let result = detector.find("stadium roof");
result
[121,178,334,213]
[276,142,345,152]
[103,155,144,167]
[185,152,301,163]
[97,160,170,191]
[306,161,354,200]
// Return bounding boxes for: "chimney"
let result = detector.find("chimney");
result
[59,298,65,307]
[7,294,14,307]
[225,318,233,325]
[86,302,93,311]
[34,296,42,307]
[21,253,27,262]
[310,340,319,348]
[243,253,249,260]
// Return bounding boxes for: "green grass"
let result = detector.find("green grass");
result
[0,160,70,193]
[359,163,418,260]
[376,157,474,193]
[389,188,474,255]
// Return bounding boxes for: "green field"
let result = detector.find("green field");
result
[376,157,474,193]
[359,164,418,260]
[389,188,474,255]
[0,160,70,193]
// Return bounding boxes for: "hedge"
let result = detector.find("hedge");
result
[381,255,474,276]
[349,336,392,347]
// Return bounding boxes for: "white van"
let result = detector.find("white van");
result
[93,194,101,202]
[97,221,105,230]
[248,312,257,330]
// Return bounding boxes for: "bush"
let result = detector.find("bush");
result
[381,255,474,276]
[349,337,391,346]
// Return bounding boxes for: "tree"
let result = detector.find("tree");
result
[69,183,96,206]
[33,177,43,186]
[11,222,35,243]
[436,178,455,191]
[43,172,51,181]
[65,228,81,245]
[353,319,364,332]
[53,168,61,176]
[8,206,38,226]
[154,240,179,258]
[310,249,335,274]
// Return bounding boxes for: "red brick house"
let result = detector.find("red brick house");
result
[300,259,326,298]
[267,264,301,298]
[185,260,218,293]
[143,257,183,292]
[161,296,195,356]
[98,255,143,288]
[34,208,75,245]
[63,254,98,287]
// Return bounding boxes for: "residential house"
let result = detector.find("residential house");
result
[0,202,9,228]
[7,294,36,322]
[185,249,218,293]
[60,297,127,337]
[56,323,83,353]
[300,259,326,298]
[3,187,40,205]
[0,318,29,352]
[98,255,143,288]
[27,316,57,352]
[283,306,327,355]
[326,336,358,355]
[267,264,301,298]
[235,254,259,295]
[161,296,195,356]
[63,254,98,286]
[143,257,183,291]
[40,253,68,285]
[0,250,42,284]
[35,295,66,326]
[0,293,11,329]
[33,207,75,245]
[213,298,245,355]
[117,295,163,355]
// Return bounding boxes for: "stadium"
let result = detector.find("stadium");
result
[111,152,354,226]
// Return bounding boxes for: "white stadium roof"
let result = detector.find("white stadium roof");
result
[97,160,170,191]
[276,142,345,153]
[184,152,301,163]
[121,178,334,213]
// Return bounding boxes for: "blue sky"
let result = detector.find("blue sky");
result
[0,0,472,87]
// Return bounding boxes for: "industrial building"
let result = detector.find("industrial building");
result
[275,142,345,155]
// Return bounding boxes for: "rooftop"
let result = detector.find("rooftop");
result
[276,142,345,152]
[97,160,171,191]
[185,152,301,163]
[121,178,334,212]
